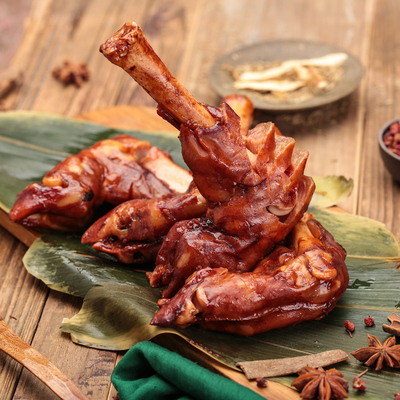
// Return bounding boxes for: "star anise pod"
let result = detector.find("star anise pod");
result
[52,60,90,87]
[291,366,349,400]
[351,334,400,370]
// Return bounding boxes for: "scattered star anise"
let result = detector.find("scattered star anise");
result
[52,60,89,87]
[291,366,349,400]
[350,334,400,370]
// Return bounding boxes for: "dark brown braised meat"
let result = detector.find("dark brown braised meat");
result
[99,22,348,335]
[100,23,315,299]
[151,213,348,336]
[99,21,347,337]
[149,112,315,297]
[81,94,254,264]
[9,134,192,231]
[82,184,207,264]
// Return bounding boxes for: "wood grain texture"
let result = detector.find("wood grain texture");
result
[76,105,177,132]
[12,292,116,400]
[1,0,400,399]
[0,0,32,71]
[0,317,89,400]
[358,0,400,238]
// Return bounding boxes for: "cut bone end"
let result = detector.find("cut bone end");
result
[100,22,216,129]
[99,22,140,64]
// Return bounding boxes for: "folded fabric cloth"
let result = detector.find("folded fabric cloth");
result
[111,341,264,400]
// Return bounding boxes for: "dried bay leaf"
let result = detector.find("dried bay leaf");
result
[310,175,354,208]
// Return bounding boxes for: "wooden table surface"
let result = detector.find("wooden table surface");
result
[1,0,400,399]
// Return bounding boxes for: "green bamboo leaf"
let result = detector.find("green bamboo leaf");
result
[23,207,399,301]
[309,207,400,258]
[59,282,173,350]
[310,175,354,208]
[23,232,152,297]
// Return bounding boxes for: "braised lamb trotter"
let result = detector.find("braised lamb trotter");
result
[151,213,348,336]
[82,184,207,264]
[81,94,253,264]
[9,134,192,231]
[98,22,348,335]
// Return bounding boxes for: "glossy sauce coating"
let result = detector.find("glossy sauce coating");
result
[99,21,348,336]
[10,135,190,231]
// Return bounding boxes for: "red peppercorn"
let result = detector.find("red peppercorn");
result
[353,377,366,391]
[364,315,375,327]
[344,320,355,337]
[384,121,400,156]
[256,377,268,388]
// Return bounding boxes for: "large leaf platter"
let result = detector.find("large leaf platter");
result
[1,111,400,398]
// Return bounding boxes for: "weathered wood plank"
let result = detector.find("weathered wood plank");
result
[12,291,116,400]
[358,0,400,238]
[0,0,32,71]
[0,209,40,248]
[0,227,48,400]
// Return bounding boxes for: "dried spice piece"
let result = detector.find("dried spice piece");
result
[351,334,400,370]
[383,121,400,157]
[353,377,366,391]
[344,320,355,337]
[383,313,400,337]
[237,349,349,379]
[0,68,23,99]
[291,366,349,400]
[255,377,268,388]
[352,368,368,391]
[229,53,347,105]
[52,60,90,87]
[364,315,375,327]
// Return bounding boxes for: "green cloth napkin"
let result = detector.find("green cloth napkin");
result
[111,341,265,400]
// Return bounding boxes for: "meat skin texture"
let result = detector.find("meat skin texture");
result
[151,213,348,336]
[98,22,348,335]
[9,134,191,231]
